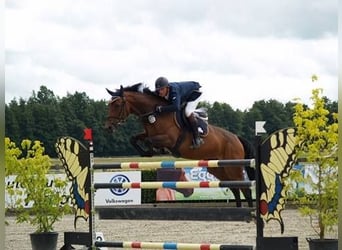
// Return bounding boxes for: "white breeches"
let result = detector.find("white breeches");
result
[185,99,200,117]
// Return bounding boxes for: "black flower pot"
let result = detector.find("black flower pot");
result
[30,232,58,250]
[307,238,338,250]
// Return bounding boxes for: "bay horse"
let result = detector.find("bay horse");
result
[105,83,255,207]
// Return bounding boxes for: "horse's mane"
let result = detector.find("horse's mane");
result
[142,86,158,96]
[142,86,167,102]
[111,83,145,95]
[107,82,166,103]
[117,83,163,97]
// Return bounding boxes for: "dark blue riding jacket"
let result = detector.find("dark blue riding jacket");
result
[158,81,202,113]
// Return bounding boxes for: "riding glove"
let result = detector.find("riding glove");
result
[155,106,163,113]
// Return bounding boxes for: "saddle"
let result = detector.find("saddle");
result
[174,107,209,137]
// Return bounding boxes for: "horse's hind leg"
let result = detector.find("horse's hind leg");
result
[231,188,253,207]
[231,188,242,207]
[241,188,253,207]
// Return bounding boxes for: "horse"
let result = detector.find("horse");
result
[105,83,255,207]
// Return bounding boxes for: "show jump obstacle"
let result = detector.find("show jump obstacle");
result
[56,127,300,250]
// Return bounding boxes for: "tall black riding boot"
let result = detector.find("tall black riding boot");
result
[188,113,204,149]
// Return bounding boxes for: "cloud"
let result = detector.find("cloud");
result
[5,0,338,110]
[6,0,337,51]
[206,0,337,38]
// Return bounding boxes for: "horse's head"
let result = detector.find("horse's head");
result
[105,82,167,132]
[105,86,129,133]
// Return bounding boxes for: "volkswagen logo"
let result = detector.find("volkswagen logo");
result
[109,174,130,196]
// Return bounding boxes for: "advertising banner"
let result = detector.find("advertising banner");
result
[156,168,247,201]
[6,171,141,208]
[94,171,141,206]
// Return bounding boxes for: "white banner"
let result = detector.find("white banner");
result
[5,174,69,208]
[5,171,141,208]
[94,171,141,206]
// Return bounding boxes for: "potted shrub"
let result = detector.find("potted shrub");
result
[5,138,71,250]
[290,86,338,250]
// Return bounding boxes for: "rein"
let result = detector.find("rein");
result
[107,97,128,126]
[108,95,156,126]
[121,94,157,119]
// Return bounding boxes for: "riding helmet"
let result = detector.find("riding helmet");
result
[155,76,169,90]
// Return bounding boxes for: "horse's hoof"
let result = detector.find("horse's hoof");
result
[182,189,194,197]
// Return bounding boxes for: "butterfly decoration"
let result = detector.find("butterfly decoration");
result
[55,136,90,228]
[258,128,301,233]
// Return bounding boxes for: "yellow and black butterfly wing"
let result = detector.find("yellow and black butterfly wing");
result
[259,128,300,233]
[55,136,90,228]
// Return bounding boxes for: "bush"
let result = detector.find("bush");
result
[5,138,71,233]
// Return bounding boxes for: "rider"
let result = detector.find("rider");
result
[154,76,204,149]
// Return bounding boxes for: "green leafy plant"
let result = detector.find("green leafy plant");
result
[5,138,71,233]
[290,84,338,239]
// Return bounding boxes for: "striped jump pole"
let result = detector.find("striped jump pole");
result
[93,159,255,170]
[93,180,255,190]
[60,127,300,250]
[95,241,254,250]
[82,129,257,250]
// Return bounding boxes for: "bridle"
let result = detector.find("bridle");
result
[107,93,157,130]
[107,96,128,128]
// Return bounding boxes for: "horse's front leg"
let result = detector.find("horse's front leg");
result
[146,134,173,148]
[144,134,173,155]
[130,133,154,157]
[131,133,173,157]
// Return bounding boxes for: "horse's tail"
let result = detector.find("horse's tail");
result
[238,136,256,180]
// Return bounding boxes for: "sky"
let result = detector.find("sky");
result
[5,0,338,110]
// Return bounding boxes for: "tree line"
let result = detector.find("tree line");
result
[5,85,337,158]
